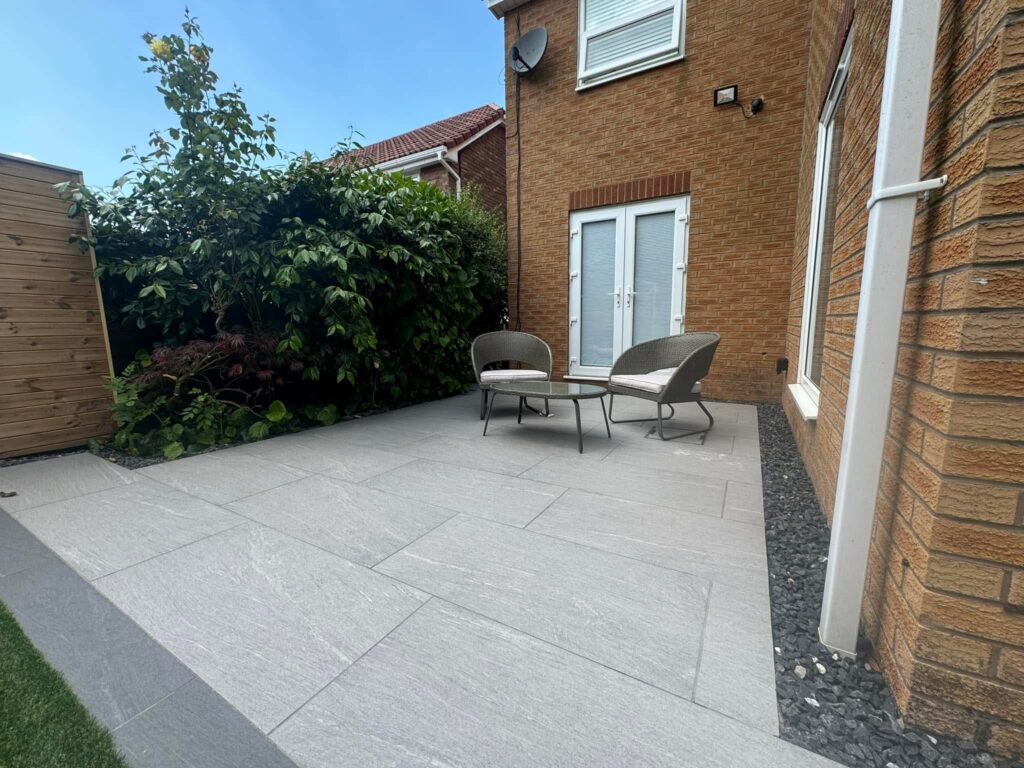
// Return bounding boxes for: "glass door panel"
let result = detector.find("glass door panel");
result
[629,210,675,345]
[579,219,618,367]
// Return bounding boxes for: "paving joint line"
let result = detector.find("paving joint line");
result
[266,597,435,737]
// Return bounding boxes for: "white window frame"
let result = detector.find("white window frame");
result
[791,34,852,421]
[568,195,690,378]
[577,0,686,91]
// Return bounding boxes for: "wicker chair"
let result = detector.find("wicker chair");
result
[607,332,720,441]
[471,331,553,420]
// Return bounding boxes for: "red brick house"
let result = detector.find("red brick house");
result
[337,104,507,215]
[488,0,1024,757]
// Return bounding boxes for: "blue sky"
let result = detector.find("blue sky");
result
[2,1,506,186]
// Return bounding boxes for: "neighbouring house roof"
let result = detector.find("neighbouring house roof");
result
[338,104,505,168]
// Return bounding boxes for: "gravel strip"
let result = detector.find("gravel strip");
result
[758,403,1017,768]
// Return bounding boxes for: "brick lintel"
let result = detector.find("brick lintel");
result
[569,171,691,211]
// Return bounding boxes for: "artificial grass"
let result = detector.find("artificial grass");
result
[0,601,128,768]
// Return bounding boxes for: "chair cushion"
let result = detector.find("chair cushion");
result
[610,367,701,394]
[480,369,548,383]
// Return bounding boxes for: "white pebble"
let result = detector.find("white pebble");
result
[794,665,807,679]
[815,662,827,675]
[804,697,820,708]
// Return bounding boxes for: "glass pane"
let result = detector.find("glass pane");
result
[632,211,675,345]
[580,219,617,368]
[586,9,674,70]
[807,89,847,387]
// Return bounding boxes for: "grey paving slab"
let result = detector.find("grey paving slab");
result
[230,433,416,482]
[366,459,565,527]
[369,411,493,439]
[528,489,768,593]
[375,514,707,697]
[0,453,135,513]
[733,435,763,458]
[486,420,623,458]
[396,433,549,476]
[314,420,432,449]
[227,474,454,567]
[272,600,839,768]
[522,455,726,515]
[138,451,307,505]
[0,559,194,730]
[0,509,56,577]
[95,522,427,733]
[695,582,780,734]
[12,479,244,581]
[725,480,766,525]
[606,439,764,484]
[114,679,299,768]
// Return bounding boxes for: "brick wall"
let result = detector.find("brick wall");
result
[503,0,813,400]
[784,0,1024,757]
[459,124,507,217]
[418,163,454,195]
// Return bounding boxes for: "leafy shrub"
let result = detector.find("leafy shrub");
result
[59,13,503,456]
[109,332,298,458]
[64,12,506,457]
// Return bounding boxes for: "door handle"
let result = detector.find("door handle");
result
[625,285,636,308]
[608,287,621,307]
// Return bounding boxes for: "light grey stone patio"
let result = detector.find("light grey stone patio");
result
[0,392,843,767]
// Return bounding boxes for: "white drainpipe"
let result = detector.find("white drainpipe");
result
[437,150,462,197]
[818,0,945,656]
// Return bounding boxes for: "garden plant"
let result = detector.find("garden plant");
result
[61,13,506,458]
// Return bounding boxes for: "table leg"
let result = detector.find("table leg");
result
[573,399,583,454]
[518,396,524,424]
[483,390,498,436]
[599,396,611,438]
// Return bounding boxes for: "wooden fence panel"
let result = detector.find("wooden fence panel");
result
[0,154,115,457]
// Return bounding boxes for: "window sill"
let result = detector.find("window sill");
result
[576,52,685,92]
[788,383,819,421]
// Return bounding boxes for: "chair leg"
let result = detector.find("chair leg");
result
[483,390,498,436]
[646,400,713,442]
[517,396,524,424]
[479,388,488,420]
[608,394,676,424]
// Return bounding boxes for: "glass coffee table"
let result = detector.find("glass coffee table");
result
[483,381,611,454]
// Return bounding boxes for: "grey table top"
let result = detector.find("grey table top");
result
[487,381,607,399]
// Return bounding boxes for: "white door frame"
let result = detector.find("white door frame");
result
[568,195,690,378]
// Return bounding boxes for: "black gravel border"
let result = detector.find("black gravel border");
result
[758,403,1018,768]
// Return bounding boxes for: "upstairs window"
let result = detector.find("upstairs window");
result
[577,0,686,90]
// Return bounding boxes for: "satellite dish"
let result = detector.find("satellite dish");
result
[510,27,548,75]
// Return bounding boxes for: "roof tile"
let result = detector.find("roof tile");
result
[338,104,505,166]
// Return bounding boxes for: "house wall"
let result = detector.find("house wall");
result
[502,0,813,401]
[784,0,1024,756]
[460,124,507,217]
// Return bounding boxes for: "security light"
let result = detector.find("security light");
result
[713,84,739,107]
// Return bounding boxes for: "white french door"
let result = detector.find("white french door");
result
[568,195,689,377]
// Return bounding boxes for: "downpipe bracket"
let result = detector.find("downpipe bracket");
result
[866,174,947,211]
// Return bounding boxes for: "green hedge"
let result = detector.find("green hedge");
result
[63,13,506,458]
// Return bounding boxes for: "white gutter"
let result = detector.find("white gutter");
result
[373,146,447,175]
[818,0,944,656]
[372,146,462,196]
[487,0,531,19]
